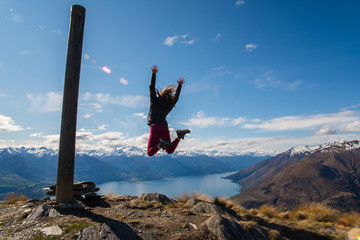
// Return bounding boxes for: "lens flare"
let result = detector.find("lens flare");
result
[102,66,111,74]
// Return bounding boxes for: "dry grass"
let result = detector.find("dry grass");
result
[288,202,340,223]
[213,197,229,207]
[174,191,212,203]
[4,193,29,204]
[125,199,163,209]
[258,205,280,219]
[336,212,360,228]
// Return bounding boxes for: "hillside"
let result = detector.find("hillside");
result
[229,140,360,212]
[1,193,356,240]
[0,147,267,199]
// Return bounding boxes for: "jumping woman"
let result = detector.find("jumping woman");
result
[147,65,190,156]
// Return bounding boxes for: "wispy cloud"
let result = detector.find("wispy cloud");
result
[81,92,147,108]
[250,70,303,91]
[235,0,245,6]
[164,34,196,46]
[181,111,246,128]
[133,112,147,119]
[243,110,360,134]
[245,43,258,52]
[212,33,223,42]
[27,92,63,112]
[164,35,178,46]
[0,115,23,132]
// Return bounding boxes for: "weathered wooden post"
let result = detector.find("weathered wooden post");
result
[56,5,86,203]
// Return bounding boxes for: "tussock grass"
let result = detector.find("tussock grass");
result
[288,202,340,223]
[213,197,229,207]
[336,212,360,228]
[4,193,29,204]
[174,191,212,203]
[258,205,280,219]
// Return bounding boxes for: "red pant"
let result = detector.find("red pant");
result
[147,125,180,156]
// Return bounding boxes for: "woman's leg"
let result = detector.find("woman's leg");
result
[147,125,162,156]
[163,129,180,154]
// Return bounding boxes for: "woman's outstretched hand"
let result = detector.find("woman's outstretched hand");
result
[151,65,159,74]
[177,78,185,85]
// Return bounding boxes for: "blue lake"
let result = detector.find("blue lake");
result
[98,172,240,199]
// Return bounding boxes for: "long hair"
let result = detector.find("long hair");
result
[157,85,176,101]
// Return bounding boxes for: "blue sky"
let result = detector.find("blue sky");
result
[1,0,360,155]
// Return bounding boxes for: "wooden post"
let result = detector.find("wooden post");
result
[56,5,86,203]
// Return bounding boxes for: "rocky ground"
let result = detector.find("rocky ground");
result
[0,193,356,240]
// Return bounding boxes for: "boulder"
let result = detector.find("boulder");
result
[203,215,253,240]
[40,226,63,236]
[26,205,60,221]
[250,225,270,240]
[139,193,175,205]
[77,220,141,240]
[186,198,203,206]
[192,202,225,215]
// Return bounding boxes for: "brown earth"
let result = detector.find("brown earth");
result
[0,193,352,240]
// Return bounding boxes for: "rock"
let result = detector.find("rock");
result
[192,202,225,215]
[250,225,270,240]
[26,205,60,221]
[55,200,85,210]
[77,220,141,240]
[40,226,62,236]
[139,193,175,205]
[186,199,203,206]
[203,215,253,240]
[45,181,99,198]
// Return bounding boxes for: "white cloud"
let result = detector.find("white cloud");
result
[98,124,107,131]
[315,124,337,135]
[181,38,196,45]
[252,71,281,88]
[164,34,196,46]
[30,132,60,149]
[245,43,258,52]
[244,111,359,132]
[83,114,92,119]
[0,115,23,132]
[164,35,179,46]
[235,0,245,6]
[119,77,128,85]
[27,92,63,112]
[341,121,360,132]
[181,111,246,128]
[212,33,222,42]
[179,133,360,156]
[81,92,147,108]
[250,70,303,91]
[133,112,147,119]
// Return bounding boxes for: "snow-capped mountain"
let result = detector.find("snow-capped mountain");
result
[287,140,360,157]
[229,140,360,212]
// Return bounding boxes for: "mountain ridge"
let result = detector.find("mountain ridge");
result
[229,140,360,212]
[0,147,268,200]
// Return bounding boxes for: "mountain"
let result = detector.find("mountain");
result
[229,140,360,212]
[0,147,268,199]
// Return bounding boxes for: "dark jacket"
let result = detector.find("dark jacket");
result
[147,73,182,127]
